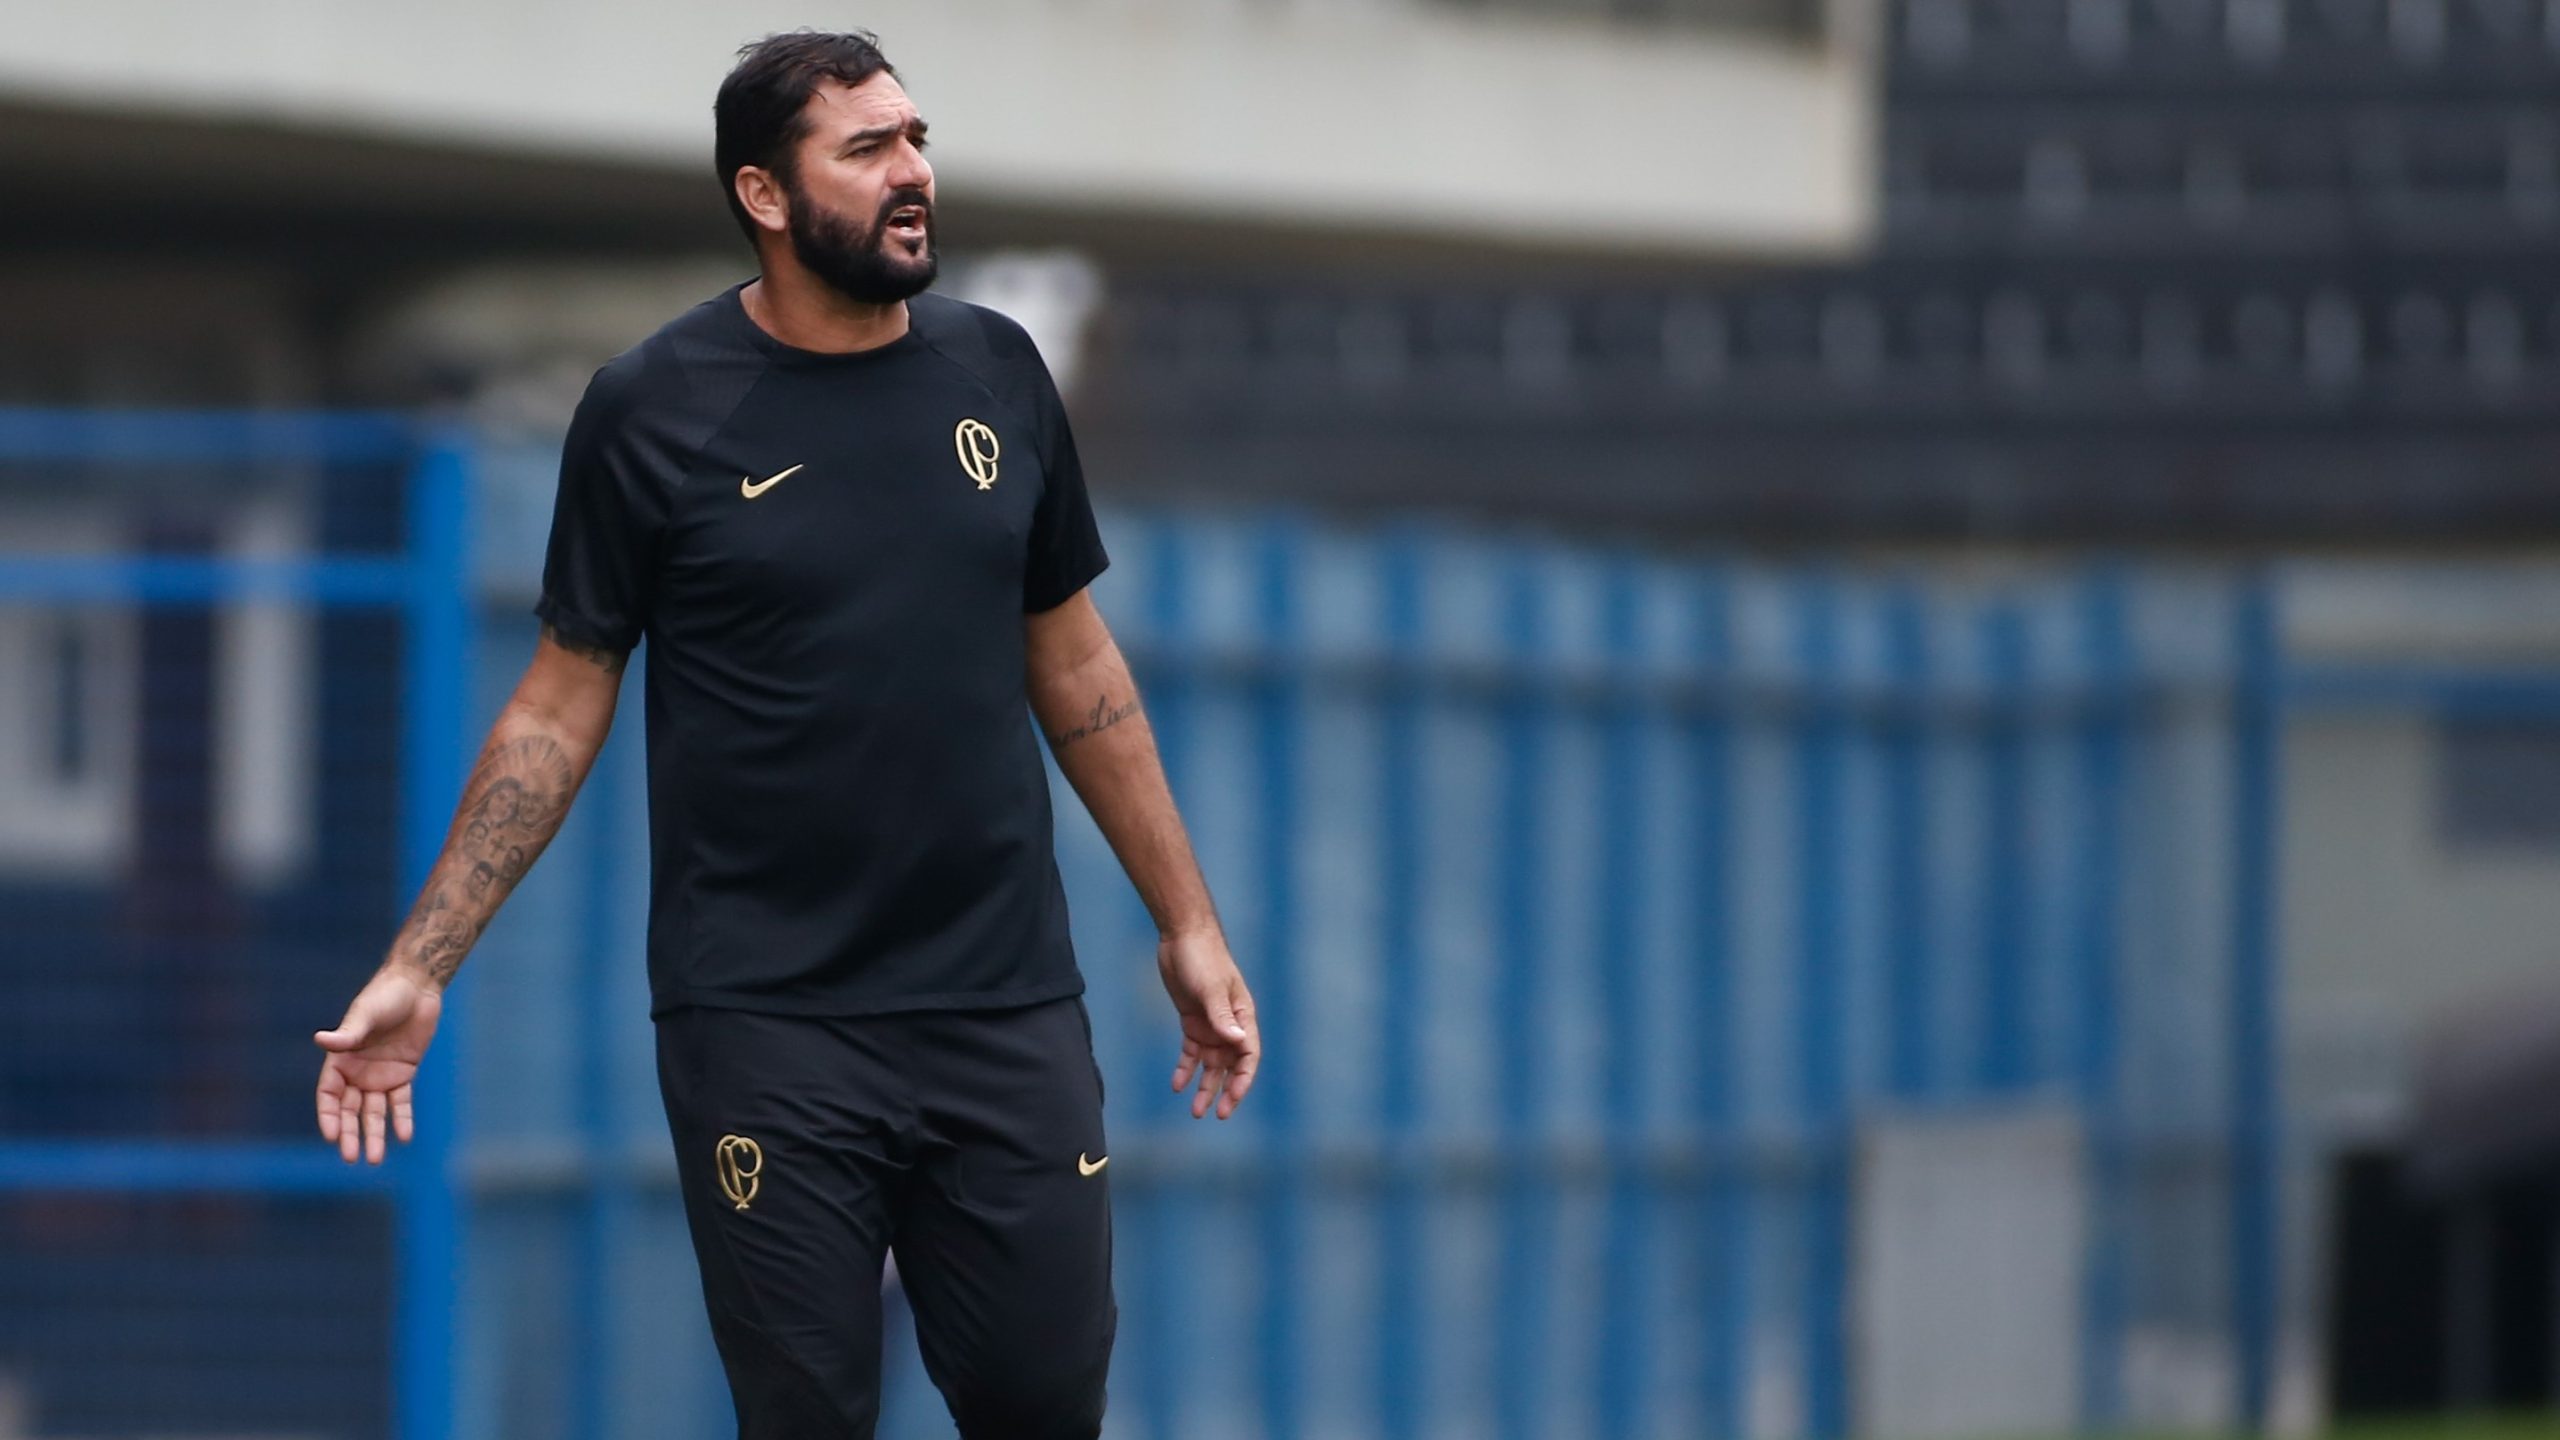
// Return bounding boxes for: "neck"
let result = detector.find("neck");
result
[740,262,910,354]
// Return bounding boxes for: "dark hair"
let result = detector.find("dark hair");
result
[714,30,898,245]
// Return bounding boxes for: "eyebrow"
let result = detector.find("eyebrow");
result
[839,117,929,153]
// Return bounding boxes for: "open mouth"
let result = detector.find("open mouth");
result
[885,204,929,243]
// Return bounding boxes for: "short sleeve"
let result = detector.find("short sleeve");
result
[1021,360,1110,613]
[534,362,665,653]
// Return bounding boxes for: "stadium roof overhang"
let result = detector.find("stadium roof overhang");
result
[0,0,1877,270]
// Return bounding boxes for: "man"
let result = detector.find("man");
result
[311,30,1259,1439]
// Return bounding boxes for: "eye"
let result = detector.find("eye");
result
[851,143,881,158]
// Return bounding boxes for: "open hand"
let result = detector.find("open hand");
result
[1158,929,1259,1120]
[313,966,442,1164]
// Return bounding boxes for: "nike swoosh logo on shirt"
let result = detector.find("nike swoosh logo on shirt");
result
[741,464,804,499]
[1078,1153,1108,1177]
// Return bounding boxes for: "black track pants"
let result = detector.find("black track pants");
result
[656,995,1117,1439]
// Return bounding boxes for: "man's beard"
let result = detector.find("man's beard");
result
[787,184,938,305]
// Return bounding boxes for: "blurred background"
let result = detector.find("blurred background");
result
[1,1,2557,1438]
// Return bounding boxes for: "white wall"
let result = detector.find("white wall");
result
[0,0,1875,256]
[2282,558,2560,1146]
[2285,714,2560,1138]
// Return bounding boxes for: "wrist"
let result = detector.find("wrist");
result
[1157,918,1222,947]
[381,956,447,994]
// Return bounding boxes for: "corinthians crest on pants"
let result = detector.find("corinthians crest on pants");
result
[716,1134,763,1212]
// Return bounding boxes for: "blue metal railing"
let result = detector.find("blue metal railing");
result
[397,433,473,1440]
[0,409,471,1440]
[0,408,2401,1440]
[1068,521,2276,1440]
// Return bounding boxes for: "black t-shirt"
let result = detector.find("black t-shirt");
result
[536,284,1109,1017]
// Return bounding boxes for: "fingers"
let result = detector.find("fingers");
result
[1211,981,1260,1119]
[1192,1046,1230,1120]
[337,1083,362,1164]
[1171,1031,1261,1118]
[317,1063,344,1143]
[1174,1033,1227,1118]
[1218,1044,1260,1120]
[318,1060,416,1162]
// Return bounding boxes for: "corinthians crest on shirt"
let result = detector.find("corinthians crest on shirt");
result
[954,417,1000,490]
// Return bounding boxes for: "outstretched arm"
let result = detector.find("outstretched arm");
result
[313,625,627,1161]
[1025,590,1260,1120]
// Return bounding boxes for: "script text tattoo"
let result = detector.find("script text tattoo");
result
[1046,694,1141,751]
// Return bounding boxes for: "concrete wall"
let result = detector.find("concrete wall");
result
[2283,560,2560,1148]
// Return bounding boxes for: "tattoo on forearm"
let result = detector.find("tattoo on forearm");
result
[1046,693,1142,750]
[392,733,576,985]
[542,622,628,674]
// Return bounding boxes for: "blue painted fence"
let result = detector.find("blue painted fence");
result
[0,415,2296,1440]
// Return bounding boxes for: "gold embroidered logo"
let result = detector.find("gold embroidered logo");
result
[716,1134,764,1211]
[741,464,803,499]
[1077,1152,1108,1177]
[954,418,1000,491]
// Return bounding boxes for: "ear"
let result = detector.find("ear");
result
[732,165,791,239]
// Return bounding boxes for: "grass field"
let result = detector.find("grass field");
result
[2324,1420,2560,1440]
[2087,1419,2560,1440]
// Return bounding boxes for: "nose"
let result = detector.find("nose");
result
[890,139,933,196]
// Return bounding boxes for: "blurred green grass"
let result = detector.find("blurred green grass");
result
[2325,1420,2560,1440]
[2022,1421,2559,1440]
[2085,1420,2560,1440]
